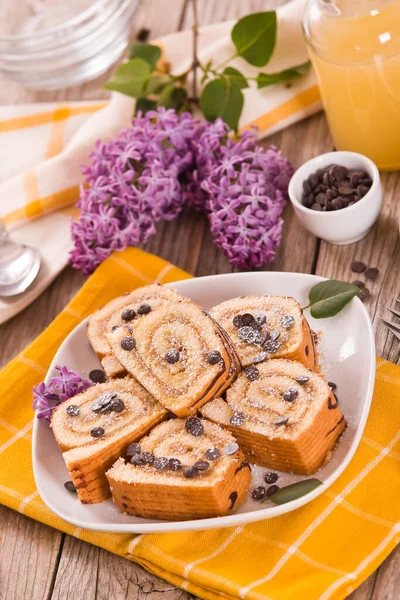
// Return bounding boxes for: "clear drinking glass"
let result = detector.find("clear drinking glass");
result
[0,0,139,90]
[303,0,400,170]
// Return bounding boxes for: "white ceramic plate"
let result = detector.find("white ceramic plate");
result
[32,272,376,533]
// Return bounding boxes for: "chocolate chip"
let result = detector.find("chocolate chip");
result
[207,350,222,365]
[91,391,118,413]
[111,325,119,332]
[137,303,151,315]
[126,442,141,456]
[333,165,348,181]
[309,173,319,189]
[274,417,289,426]
[110,398,125,413]
[237,326,262,345]
[244,366,259,381]
[232,314,243,328]
[259,331,270,345]
[131,454,145,466]
[315,192,327,205]
[331,197,345,210]
[169,458,182,471]
[64,481,77,492]
[194,460,210,471]
[90,427,105,438]
[327,381,337,390]
[365,267,379,280]
[253,351,268,364]
[254,313,267,326]
[183,466,198,478]
[165,349,180,364]
[295,376,309,385]
[328,394,339,410]
[264,339,280,353]
[311,203,322,211]
[121,336,135,351]
[230,412,246,427]
[205,448,220,461]
[229,491,238,509]
[66,404,80,417]
[241,313,255,326]
[338,181,353,195]
[270,330,280,341]
[154,457,169,470]
[264,472,279,484]
[89,369,106,384]
[280,315,295,329]
[121,308,136,321]
[141,452,155,465]
[303,180,311,194]
[358,184,371,197]
[351,261,367,273]
[126,326,133,334]
[252,486,267,501]
[351,280,365,288]
[358,287,370,301]
[185,417,204,437]
[283,388,298,402]
[224,443,239,455]
[266,484,280,497]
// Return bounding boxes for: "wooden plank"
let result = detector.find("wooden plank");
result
[0,505,63,600]
[371,546,400,600]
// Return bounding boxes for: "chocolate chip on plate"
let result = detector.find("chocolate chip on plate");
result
[357,287,370,302]
[131,454,145,466]
[165,349,180,364]
[241,313,255,326]
[121,308,136,321]
[254,313,267,326]
[237,326,262,345]
[253,351,268,364]
[264,339,280,353]
[154,457,170,470]
[328,381,337,390]
[280,315,295,329]
[266,484,280,497]
[244,366,259,381]
[207,350,222,365]
[89,369,106,384]
[351,261,367,273]
[194,460,210,471]
[295,376,309,385]
[141,452,155,465]
[169,458,182,471]
[183,466,199,479]
[205,448,220,461]
[274,417,289,426]
[230,412,246,427]
[185,417,204,437]
[252,486,267,501]
[110,398,125,413]
[137,303,151,315]
[264,472,279,484]
[365,267,379,280]
[90,427,105,438]
[270,330,281,341]
[91,391,117,413]
[121,336,136,351]
[283,388,299,402]
[232,314,243,328]
[127,442,141,456]
[64,481,77,492]
[224,442,239,455]
[66,404,80,417]
[351,280,365,288]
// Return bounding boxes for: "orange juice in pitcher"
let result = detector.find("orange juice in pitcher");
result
[303,0,400,170]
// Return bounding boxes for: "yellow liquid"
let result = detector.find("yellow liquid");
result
[306,0,400,170]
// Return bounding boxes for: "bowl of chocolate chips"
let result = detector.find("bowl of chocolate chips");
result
[288,151,382,244]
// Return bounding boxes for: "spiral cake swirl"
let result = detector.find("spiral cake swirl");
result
[106,301,241,417]
[106,418,252,520]
[210,295,316,369]
[201,359,345,474]
[52,378,167,503]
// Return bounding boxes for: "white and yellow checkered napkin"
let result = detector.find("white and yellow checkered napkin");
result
[0,0,321,324]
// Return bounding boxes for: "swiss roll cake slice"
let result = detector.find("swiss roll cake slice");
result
[51,378,168,503]
[87,284,183,377]
[210,295,316,369]
[201,359,345,474]
[106,300,241,417]
[106,418,252,520]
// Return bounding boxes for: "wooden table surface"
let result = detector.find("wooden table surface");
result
[0,1,399,599]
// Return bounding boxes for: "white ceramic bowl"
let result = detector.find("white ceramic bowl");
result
[288,151,382,245]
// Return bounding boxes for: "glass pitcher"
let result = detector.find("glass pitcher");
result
[303,0,400,170]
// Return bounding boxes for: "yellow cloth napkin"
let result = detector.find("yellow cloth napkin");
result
[0,248,399,600]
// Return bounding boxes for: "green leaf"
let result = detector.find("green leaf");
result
[257,61,311,89]
[135,97,157,115]
[303,280,360,319]
[223,67,248,90]
[231,11,277,67]
[200,77,244,131]
[128,42,161,69]
[158,83,188,110]
[145,74,172,95]
[265,479,323,505]
[104,58,151,98]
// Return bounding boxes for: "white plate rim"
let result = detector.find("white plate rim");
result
[32,271,376,533]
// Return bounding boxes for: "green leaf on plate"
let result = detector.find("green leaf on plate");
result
[264,479,323,505]
[231,11,277,67]
[200,77,244,131]
[158,83,188,110]
[104,58,151,98]
[135,97,157,115]
[222,67,249,90]
[303,280,360,319]
[128,42,161,69]
[257,61,311,89]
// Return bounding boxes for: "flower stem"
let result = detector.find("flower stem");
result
[192,0,199,100]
